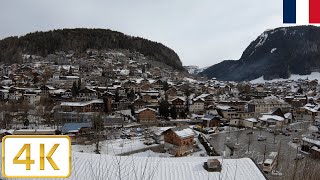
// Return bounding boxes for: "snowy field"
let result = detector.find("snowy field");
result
[250,72,320,84]
[72,137,158,155]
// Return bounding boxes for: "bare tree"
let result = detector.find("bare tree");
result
[246,134,253,153]
[92,114,104,154]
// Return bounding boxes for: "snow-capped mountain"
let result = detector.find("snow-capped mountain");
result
[184,65,208,74]
[200,26,320,81]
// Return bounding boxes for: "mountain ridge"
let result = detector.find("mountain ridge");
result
[200,26,320,81]
[0,28,184,70]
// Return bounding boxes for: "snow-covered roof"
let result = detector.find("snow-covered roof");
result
[63,76,79,79]
[61,99,103,107]
[0,129,14,134]
[244,118,258,123]
[284,113,292,119]
[311,146,320,152]
[120,69,130,75]
[216,105,232,110]
[153,127,173,136]
[202,114,218,121]
[193,98,205,102]
[259,115,284,122]
[302,137,320,147]
[303,104,320,113]
[135,107,157,114]
[133,78,156,84]
[172,127,195,138]
[53,89,66,94]
[43,85,55,90]
[196,94,211,99]
[0,152,265,180]
[171,96,186,102]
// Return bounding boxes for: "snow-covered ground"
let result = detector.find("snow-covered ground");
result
[73,137,157,155]
[250,72,320,84]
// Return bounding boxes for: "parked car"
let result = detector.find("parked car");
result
[120,134,126,139]
[226,136,231,142]
[247,131,253,135]
[266,128,273,133]
[273,130,280,135]
[292,138,300,143]
[144,138,155,145]
[294,129,302,132]
[282,130,291,136]
[294,154,304,160]
[258,135,267,141]
[285,127,292,132]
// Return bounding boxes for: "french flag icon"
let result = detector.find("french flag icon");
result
[284,0,320,24]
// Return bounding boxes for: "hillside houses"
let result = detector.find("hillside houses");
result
[1,48,320,140]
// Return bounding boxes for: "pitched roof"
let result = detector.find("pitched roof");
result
[169,127,195,138]
[61,99,103,107]
[135,107,157,114]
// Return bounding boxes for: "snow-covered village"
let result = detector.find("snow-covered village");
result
[0,48,319,180]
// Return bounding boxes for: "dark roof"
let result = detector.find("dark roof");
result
[61,122,92,133]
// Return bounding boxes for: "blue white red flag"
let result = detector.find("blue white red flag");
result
[283,0,320,24]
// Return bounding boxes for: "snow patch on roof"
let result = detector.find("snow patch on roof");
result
[245,118,258,123]
[174,128,195,138]
[259,115,284,122]
[61,99,103,107]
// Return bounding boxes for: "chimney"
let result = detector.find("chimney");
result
[204,159,222,172]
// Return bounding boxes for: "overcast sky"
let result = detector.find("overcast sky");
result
[0,0,285,67]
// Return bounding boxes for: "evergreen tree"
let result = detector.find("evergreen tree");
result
[170,106,177,119]
[179,110,187,119]
[142,65,146,73]
[179,111,187,119]
[130,105,135,116]
[71,81,78,97]
[297,86,303,94]
[162,81,169,91]
[159,100,170,119]
[115,89,120,102]
[78,78,82,90]
[23,119,30,127]
[128,89,135,101]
